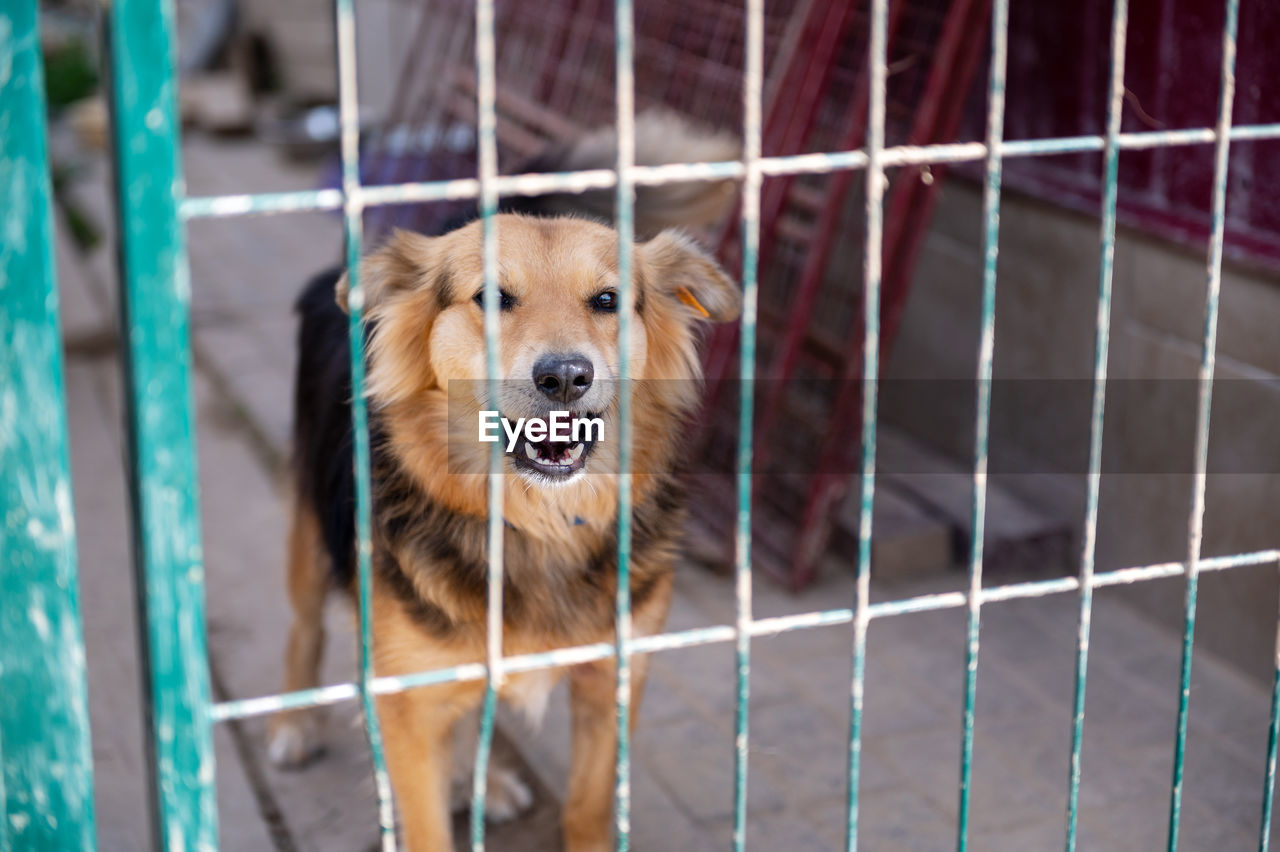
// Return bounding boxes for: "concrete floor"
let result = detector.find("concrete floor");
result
[57,134,1280,850]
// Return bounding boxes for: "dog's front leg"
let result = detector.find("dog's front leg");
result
[379,684,470,852]
[563,654,651,852]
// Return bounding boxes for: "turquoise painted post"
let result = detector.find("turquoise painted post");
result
[0,3,98,848]
[106,0,218,848]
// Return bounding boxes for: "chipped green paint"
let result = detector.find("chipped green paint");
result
[208,547,1280,724]
[0,4,97,848]
[613,2,637,848]
[1261,597,1280,852]
[330,0,397,846]
[177,124,1280,223]
[732,1,764,848]
[1066,1,1128,848]
[962,0,1008,844]
[106,0,218,848]
[846,0,889,848]
[957,0,1009,847]
[471,0,505,847]
[1167,1,1239,847]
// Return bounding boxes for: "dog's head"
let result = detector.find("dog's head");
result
[338,215,738,499]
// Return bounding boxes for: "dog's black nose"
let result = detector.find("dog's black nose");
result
[533,354,594,403]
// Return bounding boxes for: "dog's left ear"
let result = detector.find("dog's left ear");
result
[639,230,741,323]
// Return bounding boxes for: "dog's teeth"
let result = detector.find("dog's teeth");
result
[524,443,538,460]
[567,443,585,462]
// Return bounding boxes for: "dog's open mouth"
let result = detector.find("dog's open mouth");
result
[505,410,601,479]
[510,436,596,478]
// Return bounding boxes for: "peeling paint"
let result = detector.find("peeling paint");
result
[105,0,219,848]
[1168,2,1241,847]
[1,4,96,848]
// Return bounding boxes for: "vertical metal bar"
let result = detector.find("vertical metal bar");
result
[106,0,219,846]
[732,1,765,847]
[614,1,636,847]
[470,0,505,847]
[845,0,889,848]
[1167,1,1239,847]
[1065,1,1128,849]
[956,0,1009,847]
[0,4,97,847]
[1260,572,1280,852]
[333,0,397,847]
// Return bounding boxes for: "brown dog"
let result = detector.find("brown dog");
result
[268,116,740,850]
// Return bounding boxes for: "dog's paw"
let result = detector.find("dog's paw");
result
[484,767,534,822]
[267,713,324,770]
[451,766,535,822]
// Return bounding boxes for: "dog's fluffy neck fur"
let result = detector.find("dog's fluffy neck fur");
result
[369,407,684,643]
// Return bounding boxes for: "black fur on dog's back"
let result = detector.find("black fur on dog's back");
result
[293,268,360,580]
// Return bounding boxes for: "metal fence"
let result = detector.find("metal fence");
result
[5,0,1280,849]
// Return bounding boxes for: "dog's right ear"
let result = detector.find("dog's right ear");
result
[341,230,456,402]
[334,229,446,314]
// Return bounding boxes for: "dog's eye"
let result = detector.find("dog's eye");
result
[473,289,515,311]
[591,290,619,313]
